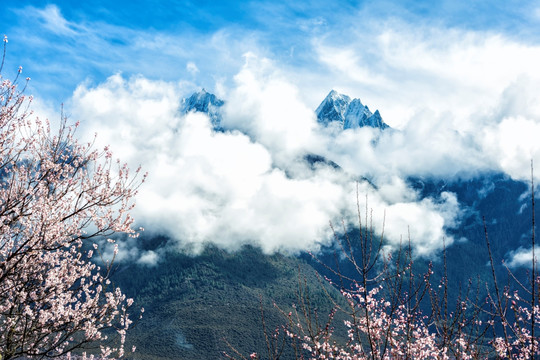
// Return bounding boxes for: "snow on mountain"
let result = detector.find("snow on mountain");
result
[180,89,224,129]
[316,90,389,130]
[180,89,389,131]
[314,90,351,127]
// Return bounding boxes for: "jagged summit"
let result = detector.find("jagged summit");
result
[316,90,389,130]
[315,90,351,128]
[180,89,224,129]
[180,89,389,132]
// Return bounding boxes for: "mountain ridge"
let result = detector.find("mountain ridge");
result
[315,89,389,130]
[181,88,390,131]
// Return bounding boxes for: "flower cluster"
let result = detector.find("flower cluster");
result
[280,284,446,360]
[233,200,540,360]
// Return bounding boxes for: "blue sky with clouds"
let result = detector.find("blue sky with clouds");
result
[3,1,540,261]
[5,0,540,105]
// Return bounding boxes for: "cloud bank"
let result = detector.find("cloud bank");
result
[69,59,466,262]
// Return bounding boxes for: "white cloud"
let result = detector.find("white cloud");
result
[186,62,199,75]
[506,245,539,268]
[69,72,348,256]
[481,116,540,180]
[65,66,461,260]
[34,4,77,36]
[223,54,324,165]
[382,192,461,256]
[137,250,160,266]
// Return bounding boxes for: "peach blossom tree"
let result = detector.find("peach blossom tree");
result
[0,37,145,359]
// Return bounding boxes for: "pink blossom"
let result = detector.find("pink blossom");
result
[0,63,144,358]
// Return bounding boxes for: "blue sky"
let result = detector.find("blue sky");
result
[3,1,540,261]
[5,0,540,105]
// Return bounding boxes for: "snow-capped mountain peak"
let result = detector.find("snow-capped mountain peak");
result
[316,90,389,130]
[315,90,351,127]
[180,89,224,129]
[180,89,389,132]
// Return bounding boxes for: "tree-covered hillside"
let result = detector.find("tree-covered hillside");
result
[113,244,348,359]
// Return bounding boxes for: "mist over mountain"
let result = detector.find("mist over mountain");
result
[175,86,538,265]
[70,61,540,271]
